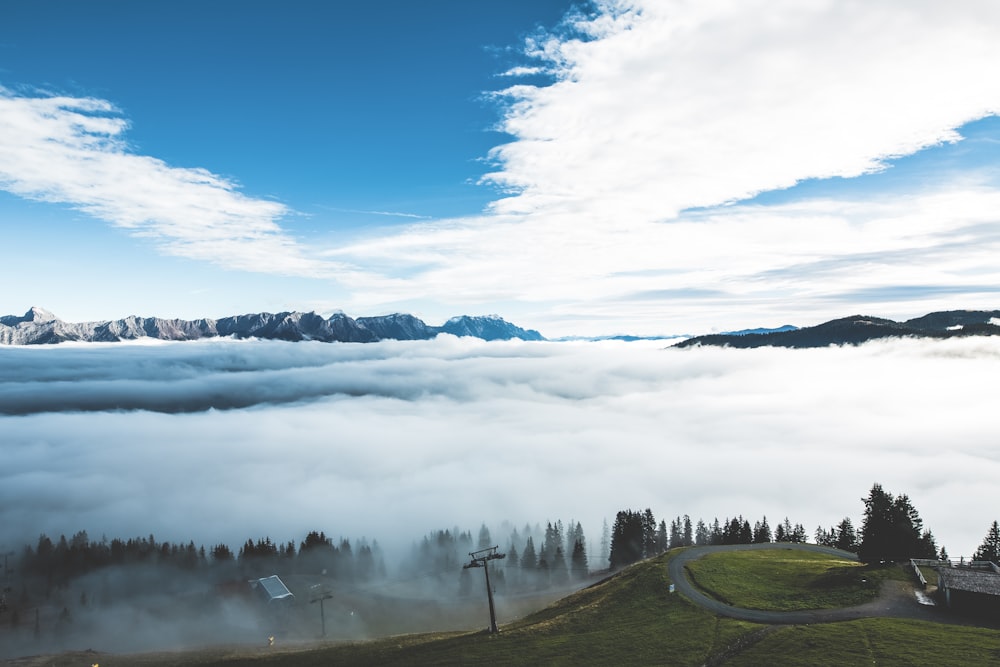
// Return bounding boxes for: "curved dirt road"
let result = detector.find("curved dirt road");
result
[667,543,960,625]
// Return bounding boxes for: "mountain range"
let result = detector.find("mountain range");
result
[0,307,545,345]
[674,310,1000,349]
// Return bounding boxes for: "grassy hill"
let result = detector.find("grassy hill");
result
[12,549,1000,666]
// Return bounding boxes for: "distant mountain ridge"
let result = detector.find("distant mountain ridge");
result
[674,310,1000,349]
[0,307,545,345]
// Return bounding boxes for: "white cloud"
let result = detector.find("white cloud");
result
[318,0,1000,335]
[328,181,1000,335]
[0,87,338,278]
[6,1,1000,336]
[484,0,1000,221]
[2,336,998,562]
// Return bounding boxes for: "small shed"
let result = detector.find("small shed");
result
[250,575,295,606]
[937,567,1000,612]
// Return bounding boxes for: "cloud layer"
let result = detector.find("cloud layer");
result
[3,337,998,560]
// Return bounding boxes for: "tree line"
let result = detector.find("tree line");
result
[12,481,1000,614]
[607,509,809,569]
[402,520,591,595]
[16,529,388,591]
[606,483,1000,571]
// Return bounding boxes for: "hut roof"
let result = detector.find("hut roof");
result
[938,568,1000,596]
[251,575,295,603]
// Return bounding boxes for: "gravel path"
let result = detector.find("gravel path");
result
[667,543,991,627]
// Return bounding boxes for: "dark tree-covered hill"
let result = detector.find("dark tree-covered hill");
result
[674,310,1000,349]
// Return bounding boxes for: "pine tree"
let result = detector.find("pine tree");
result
[551,546,569,586]
[753,517,772,543]
[695,519,709,546]
[478,523,492,551]
[570,538,589,580]
[609,510,646,568]
[600,518,611,567]
[641,509,657,558]
[779,517,794,543]
[506,543,520,588]
[656,520,669,553]
[710,518,723,545]
[566,522,586,565]
[211,544,234,561]
[974,520,1000,562]
[521,536,537,571]
[723,517,741,545]
[356,540,375,580]
[858,483,934,563]
[669,517,682,549]
[835,517,858,552]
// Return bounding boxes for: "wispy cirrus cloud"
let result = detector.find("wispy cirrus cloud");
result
[0,86,337,278]
[318,205,433,220]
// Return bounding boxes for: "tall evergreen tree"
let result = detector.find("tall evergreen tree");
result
[641,509,657,558]
[774,522,787,543]
[710,518,723,545]
[974,521,1000,562]
[521,536,537,572]
[570,538,589,580]
[478,523,492,551]
[656,520,669,553]
[600,518,611,567]
[609,510,645,569]
[777,517,795,543]
[551,546,569,586]
[695,519,709,546]
[859,483,934,563]
[669,518,682,549]
[835,517,858,552]
[753,517,772,543]
[505,542,519,585]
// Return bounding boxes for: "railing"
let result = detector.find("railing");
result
[909,559,928,588]
[909,558,1000,590]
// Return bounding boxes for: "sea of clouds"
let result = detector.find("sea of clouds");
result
[2,335,998,560]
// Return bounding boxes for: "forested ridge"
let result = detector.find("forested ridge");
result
[5,482,1000,652]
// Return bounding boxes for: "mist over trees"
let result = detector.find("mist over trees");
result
[2,482,970,658]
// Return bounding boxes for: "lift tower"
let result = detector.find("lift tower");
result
[464,545,506,634]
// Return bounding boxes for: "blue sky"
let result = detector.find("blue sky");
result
[3,0,1000,336]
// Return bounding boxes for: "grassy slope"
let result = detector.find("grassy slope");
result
[684,548,903,610]
[16,550,1000,667]
[23,553,758,667]
[728,619,1000,667]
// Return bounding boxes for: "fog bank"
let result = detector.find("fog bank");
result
[2,336,998,558]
